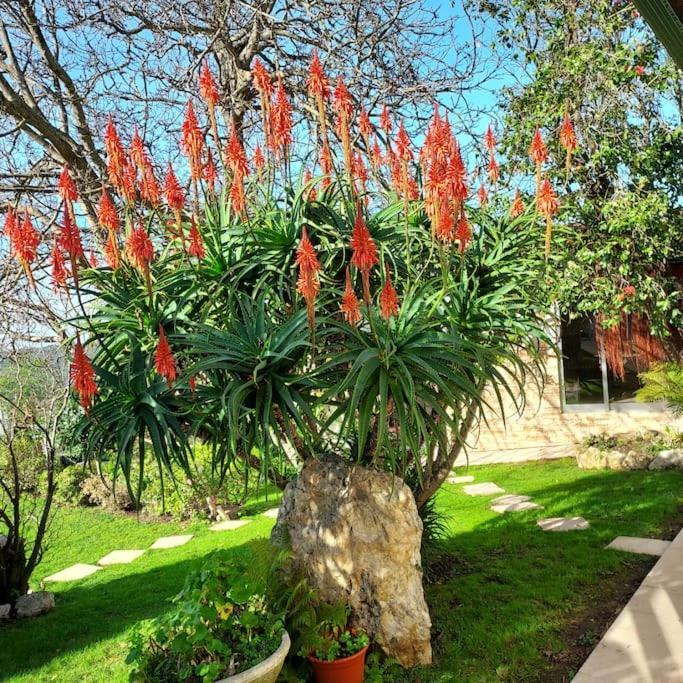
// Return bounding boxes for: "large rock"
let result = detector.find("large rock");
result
[649,448,683,470]
[15,591,55,618]
[0,604,10,620]
[576,446,653,471]
[271,457,431,668]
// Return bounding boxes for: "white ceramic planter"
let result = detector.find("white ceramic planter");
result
[217,631,290,683]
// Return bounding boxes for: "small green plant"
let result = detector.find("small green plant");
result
[637,363,683,415]
[127,550,284,682]
[310,627,370,662]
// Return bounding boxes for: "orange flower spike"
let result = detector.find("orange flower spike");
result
[303,169,317,202]
[88,249,99,269]
[359,107,372,143]
[477,184,488,207]
[164,164,185,236]
[296,227,321,332]
[126,222,154,296]
[188,216,206,259]
[371,135,383,170]
[340,267,362,326]
[130,125,145,170]
[229,175,246,216]
[181,101,205,181]
[295,226,321,275]
[12,210,40,287]
[319,141,333,188]
[59,207,85,262]
[436,210,455,244]
[226,119,249,177]
[71,338,98,414]
[58,165,79,204]
[103,231,120,271]
[51,240,69,289]
[141,161,162,207]
[155,326,177,388]
[487,155,500,184]
[395,121,413,163]
[98,187,119,232]
[203,149,218,194]
[269,77,293,159]
[350,203,379,306]
[3,206,18,243]
[379,265,400,321]
[253,144,265,180]
[529,127,548,193]
[537,178,559,259]
[333,76,354,174]
[104,116,126,190]
[559,111,578,178]
[307,50,329,142]
[483,124,496,154]
[455,212,472,253]
[510,189,525,218]
[199,60,220,110]
[252,58,273,98]
[379,105,393,138]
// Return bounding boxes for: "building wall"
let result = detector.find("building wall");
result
[468,349,680,463]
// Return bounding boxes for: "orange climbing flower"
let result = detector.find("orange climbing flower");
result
[58,165,78,203]
[188,217,205,259]
[226,119,249,177]
[98,187,119,232]
[164,165,185,211]
[340,267,362,325]
[510,189,525,218]
[199,61,220,109]
[126,222,154,271]
[70,338,98,414]
[155,326,177,388]
[379,265,399,320]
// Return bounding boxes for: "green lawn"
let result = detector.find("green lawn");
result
[1,458,681,682]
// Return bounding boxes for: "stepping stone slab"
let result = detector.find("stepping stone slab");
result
[491,501,543,513]
[44,563,102,582]
[209,519,250,531]
[463,482,505,496]
[448,475,475,484]
[262,508,280,518]
[537,517,589,532]
[149,534,193,550]
[491,494,531,505]
[607,536,671,557]
[98,549,145,566]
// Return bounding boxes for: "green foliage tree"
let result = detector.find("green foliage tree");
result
[475,0,683,337]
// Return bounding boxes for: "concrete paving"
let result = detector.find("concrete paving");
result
[98,550,145,566]
[262,508,280,518]
[607,537,671,557]
[44,563,102,582]
[448,475,475,484]
[537,517,590,531]
[463,482,505,496]
[573,531,683,682]
[149,534,193,549]
[491,500,543,513]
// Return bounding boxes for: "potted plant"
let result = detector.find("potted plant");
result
[127,552,289,682]
[308,627,370,683]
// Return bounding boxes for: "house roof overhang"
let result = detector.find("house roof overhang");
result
[632,0,683,69]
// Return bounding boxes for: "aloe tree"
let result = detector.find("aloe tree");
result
[6,56,557,511]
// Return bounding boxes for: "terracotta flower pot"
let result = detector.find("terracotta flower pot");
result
[308,645,369,683]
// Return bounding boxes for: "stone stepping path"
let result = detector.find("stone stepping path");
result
[607,536,671,557]
[573,530,683,682]
[537,517,589,532]
[262,507,280,518]
[210,519,250,532]
[448,475,474,484]
[44,563,102,583]
[492,500,543,513]
[98,549,145,566]
[463,482,505,496]
[149,534,193,549]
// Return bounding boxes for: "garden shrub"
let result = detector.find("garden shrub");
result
[637,362,683,415]
[127,549,284,682]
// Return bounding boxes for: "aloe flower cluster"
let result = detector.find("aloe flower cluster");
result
[2,53,578,417]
